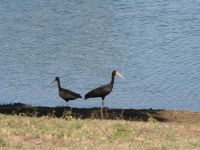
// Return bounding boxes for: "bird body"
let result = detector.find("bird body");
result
[84,70,124,107]
[52,77,82,102]
[85,83,112,100]
[59,87,82,102]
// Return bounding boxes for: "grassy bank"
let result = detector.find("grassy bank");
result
[0,113,200,150]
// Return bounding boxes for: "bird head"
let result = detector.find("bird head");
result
[113,70,125,79]
[51,77,60,83]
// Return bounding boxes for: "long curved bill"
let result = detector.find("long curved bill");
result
[116,71,125,79]
[51,79,57,87]
[51,79,56,84]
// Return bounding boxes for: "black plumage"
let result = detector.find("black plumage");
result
[84,70,124,107]
[52,77,82,102]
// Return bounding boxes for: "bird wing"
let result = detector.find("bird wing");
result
[59,88,82,100]
[85,84,112,99]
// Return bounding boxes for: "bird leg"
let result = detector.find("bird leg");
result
[65,102,70,108]
[102,100,108,118]
[101,100,104,120]
[102,100,104,108]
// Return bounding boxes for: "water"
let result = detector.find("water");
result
[0,0,200,111]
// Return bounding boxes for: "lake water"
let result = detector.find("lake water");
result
[0,0,200,111]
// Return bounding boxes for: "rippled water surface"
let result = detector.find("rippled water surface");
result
[0,0,200,110]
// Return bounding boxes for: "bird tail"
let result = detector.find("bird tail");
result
[84,94,89,100]
[78,94,82,98]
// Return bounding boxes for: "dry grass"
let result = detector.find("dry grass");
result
[0,114,199,150]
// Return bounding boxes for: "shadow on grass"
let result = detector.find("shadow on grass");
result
[0,103,168,122]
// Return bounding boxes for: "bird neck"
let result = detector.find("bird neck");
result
[57,79,61,91]
[111,75,115,85]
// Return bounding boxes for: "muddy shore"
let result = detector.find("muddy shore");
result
[0,103,199,123]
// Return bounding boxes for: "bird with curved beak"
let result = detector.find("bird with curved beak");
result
[52,77,82,105]
[84,70,125,118]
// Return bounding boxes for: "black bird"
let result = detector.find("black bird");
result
[84,70,125,108]
[52,77,82,103]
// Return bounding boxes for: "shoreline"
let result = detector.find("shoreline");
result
[0,103,199,123]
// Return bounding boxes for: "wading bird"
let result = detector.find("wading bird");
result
[52,77,82,104]
[84,70,125,118]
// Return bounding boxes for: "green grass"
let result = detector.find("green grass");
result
[0,114,199,150]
